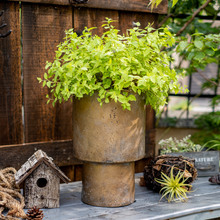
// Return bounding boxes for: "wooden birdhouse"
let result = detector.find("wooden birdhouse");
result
[15,150,70,209]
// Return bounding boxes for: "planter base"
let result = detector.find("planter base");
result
[82,162,135,207]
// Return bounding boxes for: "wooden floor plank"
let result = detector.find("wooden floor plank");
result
[39,176,220,220]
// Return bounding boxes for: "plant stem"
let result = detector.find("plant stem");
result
[176,0,213,36]
[158,14,173,28]
[196,69,218,86]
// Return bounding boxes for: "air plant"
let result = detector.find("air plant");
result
[155,166,192,202]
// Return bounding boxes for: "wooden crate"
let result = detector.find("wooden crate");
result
[170,151,220,177]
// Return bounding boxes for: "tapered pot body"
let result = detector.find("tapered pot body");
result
[73,93,146,207]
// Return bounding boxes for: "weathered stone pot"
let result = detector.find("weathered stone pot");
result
[73,93,146,207]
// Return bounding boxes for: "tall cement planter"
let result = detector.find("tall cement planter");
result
[73,93,146,207]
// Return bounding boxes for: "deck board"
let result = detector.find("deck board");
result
[35,175,220,220]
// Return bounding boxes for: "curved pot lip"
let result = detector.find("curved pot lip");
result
[75,154,146,164]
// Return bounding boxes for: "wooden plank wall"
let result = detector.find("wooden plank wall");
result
[0,0,167,181]
[9,0,168,14]
[22,3,73,143]
[0,2,23,145]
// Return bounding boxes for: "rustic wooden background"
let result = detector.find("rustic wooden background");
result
[0,0,167,181]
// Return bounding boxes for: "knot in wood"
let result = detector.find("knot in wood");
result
[69,0,89,4]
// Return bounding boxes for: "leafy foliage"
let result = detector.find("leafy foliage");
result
[155,166,192,202]
[39,19,183,111]
[150,0,178,10]
[176,34,220,75]
[159,135,204,154]
[158,0,220,114]
[192,111,220,149]
[194,111,220,132]
[164,0,220,36]
[204,134,220,150]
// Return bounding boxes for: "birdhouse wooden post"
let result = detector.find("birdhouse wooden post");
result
[15,150,70,209]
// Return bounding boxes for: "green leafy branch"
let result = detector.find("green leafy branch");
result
[176,33,220,82]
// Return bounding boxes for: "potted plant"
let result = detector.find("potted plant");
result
[159,135,219,177]
[38,18,183,207]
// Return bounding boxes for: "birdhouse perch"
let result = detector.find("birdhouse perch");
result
[15,150,70,209]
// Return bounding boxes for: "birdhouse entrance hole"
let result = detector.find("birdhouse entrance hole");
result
[37,178,48,188]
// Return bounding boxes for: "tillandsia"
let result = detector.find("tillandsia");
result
[38,18,186,112]
[155,166,192,202]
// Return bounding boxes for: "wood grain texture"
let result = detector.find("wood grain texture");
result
[15,149,70,185]
[60,165,75,182]
[74,7,119,36]
[9,0,168,14]
[74,165,83,181]
[0,140,82,170]
[41,177,220,220]
[0,2,23,145]
[24,163,60,208]
[145,105,155,158]
[119,10,158,33]
[22,3,73,142]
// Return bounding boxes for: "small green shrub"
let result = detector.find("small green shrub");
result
[159,135,204,155]
[204,134,220,151]
[38,18,184,111]
[194,111,220,132]
[192,111,220,150]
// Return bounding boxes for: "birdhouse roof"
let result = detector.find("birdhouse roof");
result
[15,150,70,185]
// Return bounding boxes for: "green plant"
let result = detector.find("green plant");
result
[194,111,220,132]
[204,134,220,150]
[192,111,220,149]
[150,0,178,10]
[155,166,192,202]
[170,100,190,111]
[191,130,215,147]
[38,18,184,111]
[155,0,220,117]
[159,135,204,154]
[176,33,220,76]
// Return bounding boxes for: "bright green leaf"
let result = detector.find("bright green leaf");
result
[205,48,215,56]
[194,52,205,60]
[172,0,178,7]
[194,40,204,49]
[43,81,46,87]
[178,41,188,51]
[44,73,48,80]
